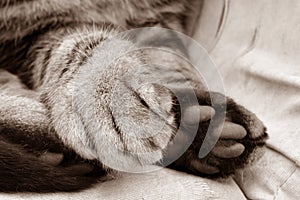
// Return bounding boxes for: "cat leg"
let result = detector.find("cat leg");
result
[0,69,99,192]
[0,135,98,193]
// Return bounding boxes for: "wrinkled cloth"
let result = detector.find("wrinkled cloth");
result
[0,168,246,200]
[193,0,300,199]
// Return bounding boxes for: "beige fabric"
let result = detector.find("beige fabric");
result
[1,169,246,200]
[235,148,300,200]
[193,0,300,199]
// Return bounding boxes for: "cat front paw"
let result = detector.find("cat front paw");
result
[167,90,268,177]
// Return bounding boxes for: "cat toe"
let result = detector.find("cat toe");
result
[211,143,245,159]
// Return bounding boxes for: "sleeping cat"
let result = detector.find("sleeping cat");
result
[0,0,268,192]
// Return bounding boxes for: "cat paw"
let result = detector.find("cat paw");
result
[167,90,268,177]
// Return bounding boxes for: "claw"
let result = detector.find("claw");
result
[183,105,215,125]
[39,152,64,166]
[212,143,245,158]
[220,122,247,139]
[191,159,220,174]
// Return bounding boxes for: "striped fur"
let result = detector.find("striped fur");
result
[0,0,267,193]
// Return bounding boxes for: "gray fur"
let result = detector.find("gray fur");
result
[0,0,267,192]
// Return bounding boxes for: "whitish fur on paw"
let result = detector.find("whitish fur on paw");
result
[43,40,178,172]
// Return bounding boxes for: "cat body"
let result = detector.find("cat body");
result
[0,0,267,192]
